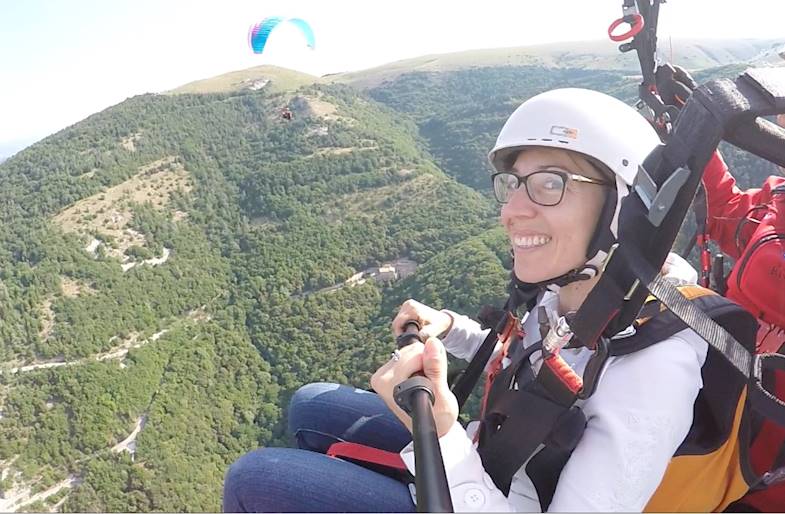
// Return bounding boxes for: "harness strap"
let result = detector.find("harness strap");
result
[477,323,520,423]
[538,353,582,403]
[477,385,580,495]
[613,288,741,356]
[451,306,518,411]
[619,243,785,428]
[326,442,408,471]
[451,275,540,410]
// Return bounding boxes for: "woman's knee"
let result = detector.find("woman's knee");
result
[224,447,415,512]
[225,448,273,489]
[287,382,343,433]
[289,382,338,412]
[223,448,314,512]
[223,448,275,512]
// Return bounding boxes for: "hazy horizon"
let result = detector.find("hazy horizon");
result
[2,0,784,159]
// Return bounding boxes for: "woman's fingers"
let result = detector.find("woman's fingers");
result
[372,342,425,391]
[421,337,448,387]
[391,299,422,337]
[388,342,425,378]
[422,337,459,437]
[419,314,452,340]
[392,299,452,339]
[371,342,427,432]
[371,338,458,438]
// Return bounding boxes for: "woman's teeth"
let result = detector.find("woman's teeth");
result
[513,235,551,249]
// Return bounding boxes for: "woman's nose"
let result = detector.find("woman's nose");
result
[501,187,538,221]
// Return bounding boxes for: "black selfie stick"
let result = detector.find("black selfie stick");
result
[394,320,454,513]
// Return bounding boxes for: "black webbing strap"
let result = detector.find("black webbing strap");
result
[450,307,508,410]
[451,279,539,410]
[751,353,785,428]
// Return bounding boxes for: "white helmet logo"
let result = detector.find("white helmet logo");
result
[550,125,579,139]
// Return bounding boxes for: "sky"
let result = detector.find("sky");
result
[1,0,784,158]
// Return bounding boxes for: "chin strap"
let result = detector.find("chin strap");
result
[515,264,599,294]
[509,246,602,293]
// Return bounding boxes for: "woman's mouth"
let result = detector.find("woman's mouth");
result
[512,234,551,250]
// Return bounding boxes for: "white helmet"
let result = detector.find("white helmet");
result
[488,88,661,287]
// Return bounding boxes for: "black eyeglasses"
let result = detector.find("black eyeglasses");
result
[490,169,613,206]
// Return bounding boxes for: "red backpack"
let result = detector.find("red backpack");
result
[725,185,785,332]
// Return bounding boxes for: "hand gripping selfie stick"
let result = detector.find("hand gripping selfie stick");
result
[394,320,454,513]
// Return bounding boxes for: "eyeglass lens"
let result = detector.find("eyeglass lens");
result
[492,171,566,206]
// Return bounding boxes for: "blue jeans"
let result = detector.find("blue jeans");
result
[223,382,416,512]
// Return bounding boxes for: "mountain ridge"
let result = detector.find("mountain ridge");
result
[161,38,785,95]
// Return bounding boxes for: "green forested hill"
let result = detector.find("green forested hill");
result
[368,66,637,190]
[367,64,779,193]
[0,54,781,512]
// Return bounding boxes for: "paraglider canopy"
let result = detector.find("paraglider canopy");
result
[248,17,315,55]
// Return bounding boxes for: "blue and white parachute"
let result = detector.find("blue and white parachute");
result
[248,17,315,54]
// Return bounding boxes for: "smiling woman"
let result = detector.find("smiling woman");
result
[485,88,661,313]
[497,147,613,290]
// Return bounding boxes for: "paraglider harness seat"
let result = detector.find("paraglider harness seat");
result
[325,286,760,511]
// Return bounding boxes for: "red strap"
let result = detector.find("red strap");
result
[543,352,583,394]
[474,326,523,442]
[326,442,407,471]
[608,13,644,42]
[697,234,712,288]
[758,322,785,355]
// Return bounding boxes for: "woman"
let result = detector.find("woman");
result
[223,89,712,512]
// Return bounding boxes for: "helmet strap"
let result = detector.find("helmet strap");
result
[511,260,599,299]
[586,186,618,260]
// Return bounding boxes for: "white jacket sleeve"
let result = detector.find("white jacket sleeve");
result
[440,310,500,364]
[548,329,708,512]
[399,422,515,512]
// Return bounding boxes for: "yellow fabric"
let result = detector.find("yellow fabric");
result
[644,390,751,512]
[643,284,715,305]
[637,285,715,325]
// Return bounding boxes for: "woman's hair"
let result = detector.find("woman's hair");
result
[504,147,617,188]
[582,156,616,187]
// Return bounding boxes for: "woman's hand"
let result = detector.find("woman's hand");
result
[392,299,453,341]
[371,336,459,439]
